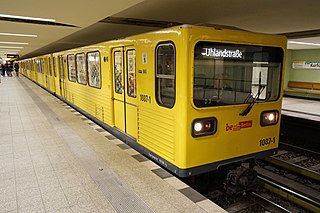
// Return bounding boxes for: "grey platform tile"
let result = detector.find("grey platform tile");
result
[17,187,41,201]
[0,187,16,203]
[16,176,39,191]
[0,178,15,190]
[0,200,17,212]
[62,186,91,206]
[105,135,116,140]
[179,187,207,203]
[96,128,105,132]
[151,168,173,179]
[17,196,43,212]
[70,203,99,213]
[47,207,73,213]
[117,143,131,150]
[164,176,189,190]
[132,154,149,162]
[43,197,70,212]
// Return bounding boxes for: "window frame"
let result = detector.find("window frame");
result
[67,54,76,82]
[155,42,176,108]
[114,50,123,94]
[126,49,137,98]
[192,41,284,108]
[75,52,87,85]
[86,51,102,89]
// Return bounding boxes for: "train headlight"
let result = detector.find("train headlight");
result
[260,110,279,126]
[192,117,217,137]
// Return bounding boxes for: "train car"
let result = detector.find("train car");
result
[22,25,286,181]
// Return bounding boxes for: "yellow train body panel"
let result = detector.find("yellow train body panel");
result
[20,25,286,177]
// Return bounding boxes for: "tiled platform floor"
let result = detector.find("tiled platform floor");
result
[0,76,226,213]
[282,96,320,121]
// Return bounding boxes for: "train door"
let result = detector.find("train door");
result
[58,55,66,98]
[45,58,52,90]
[112,46,138,139]
[53,57,60,95]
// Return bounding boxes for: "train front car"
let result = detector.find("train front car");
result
[178,26,286,183]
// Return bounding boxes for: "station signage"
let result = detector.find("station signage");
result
[6,54,19,59]
[292,61,320,69]
[201,48,243,59]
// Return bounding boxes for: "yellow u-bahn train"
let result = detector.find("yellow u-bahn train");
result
[19,25,286,178]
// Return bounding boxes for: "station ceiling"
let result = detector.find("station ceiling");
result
[1,0,320,60]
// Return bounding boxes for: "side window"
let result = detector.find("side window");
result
[114,51,122,94]
[67,54,76,82]
[87,51,101,88]
[76,53,87,85]
[47,58,52,76]
[53,57,57,77]
[155,43,176,108]
[58,56,64,79]
[127,50,136,97]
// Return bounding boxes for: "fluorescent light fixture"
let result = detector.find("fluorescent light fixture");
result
[288,41,320,47]
[0,32,37,37]
[0,49,21,52]
[0,46,24,49]
[0,41,28,45]
[0,14,55,22]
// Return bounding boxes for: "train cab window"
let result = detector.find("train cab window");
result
[76,53,87,85]
[87,51,101,88]
[155,43,176,108]
[67,54,76,82]
[127,50,136,97]
[193,42,283,107]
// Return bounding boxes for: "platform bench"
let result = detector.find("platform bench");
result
[284,81,320,95]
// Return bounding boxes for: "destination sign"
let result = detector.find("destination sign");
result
[201,48,243,59]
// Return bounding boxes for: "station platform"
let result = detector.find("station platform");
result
[282,96,320,121]
[0,76,226,212]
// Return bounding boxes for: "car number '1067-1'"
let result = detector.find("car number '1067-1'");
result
[140,94,151,103]
[259,137,276,146]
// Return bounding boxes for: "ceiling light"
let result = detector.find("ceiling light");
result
[0,49,21,52]
[0,32,37,37]
[0,46,24,49]
[0,41,28,45]
[288,41,320,47]
[0,14,55,22]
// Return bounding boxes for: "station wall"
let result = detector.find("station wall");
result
[284,49,320,89]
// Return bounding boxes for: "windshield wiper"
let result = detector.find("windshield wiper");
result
[239,85,265,116]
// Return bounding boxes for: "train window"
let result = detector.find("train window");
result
[36,59,44,73]
[53,57,57,77]
[87,51,101,88]
[127,50,136,98]
[47,58,52,76]
[67,54,76,82]
[155,43,176,108]
[193,42,283,107]
[76,53,87,85]
[114,51,123,94]
[58,56,64,79]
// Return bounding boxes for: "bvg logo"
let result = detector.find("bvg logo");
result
[226,120,252,131]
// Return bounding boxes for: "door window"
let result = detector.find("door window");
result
[127,50,136,98]
[114,51,123,94]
